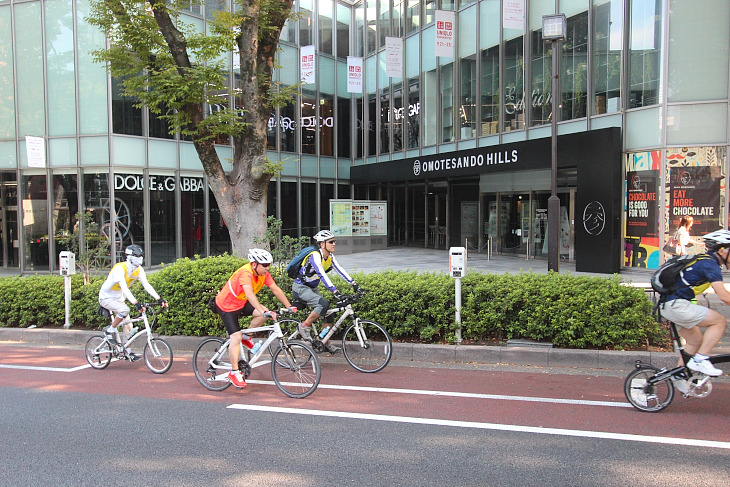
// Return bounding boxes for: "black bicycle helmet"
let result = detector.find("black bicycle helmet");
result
[125,244,144,257]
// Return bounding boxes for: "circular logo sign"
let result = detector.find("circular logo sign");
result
[583,200,606,236]
[679,170,691,186]
[631,174,641,190]
[413,160,421,176]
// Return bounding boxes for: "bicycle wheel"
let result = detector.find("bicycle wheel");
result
[267,319,301,360]
[85,335,112,369]
[271,341,321,399]
[193,338,231,391]
[624,366,674,412]
[144,338,173,374]
[342,320,392,373]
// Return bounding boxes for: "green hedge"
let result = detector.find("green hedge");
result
[0,255,662,350]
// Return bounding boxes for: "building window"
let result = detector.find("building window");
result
[628,0,663,108]
[319,0,334,55]
[561,10,589,121]
[22,175,49,270]
[337,96,352,158]
[504,36,525,131]
[301,90,317,154]
[148,173,176,266]
[407,78,420,148]
[112,77,142,136]
[181,175,205,258]
[593,0,623,114]
[320,94,335,156]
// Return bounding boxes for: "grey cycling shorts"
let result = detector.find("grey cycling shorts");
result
[292,281,329,316]
[660,299,709,329]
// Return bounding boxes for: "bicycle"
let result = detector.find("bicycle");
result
[192,309,321,399]
[85,302,173,374]
[624,309,729,412]
[273,290,392,373]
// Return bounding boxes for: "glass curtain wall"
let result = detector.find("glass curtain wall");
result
[458,5,477,140]
[561,2,589,121]
[504,14,525,131]
[628,0,663,108]
[529,1,553,128]
[21,174,49,271]
[480,0,500,136]
[593,0,623,114]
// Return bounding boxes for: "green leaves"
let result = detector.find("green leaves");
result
[0,257,661,350]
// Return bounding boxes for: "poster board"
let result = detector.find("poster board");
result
[370,202,387,235]
[330,200,352,236]
[351,201,371,236]
[330,199,388,237]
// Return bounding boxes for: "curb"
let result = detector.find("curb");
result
[0,327,678,371]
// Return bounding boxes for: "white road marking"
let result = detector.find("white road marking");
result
[228,403,730,450]
[245,379,632,408]
[0,363,92,372]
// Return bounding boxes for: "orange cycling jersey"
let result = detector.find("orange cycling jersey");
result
[215,263,274,312]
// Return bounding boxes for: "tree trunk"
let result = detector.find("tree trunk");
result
[208,171,269,257]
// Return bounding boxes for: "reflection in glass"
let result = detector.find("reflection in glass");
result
[628,0,663,108]
[593,0,623,114]
[22,175,49,270]
[52,173,79,266]
[149,173,176,266]
[209,188,232,255]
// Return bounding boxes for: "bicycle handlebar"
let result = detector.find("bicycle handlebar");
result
[335,289,366,307]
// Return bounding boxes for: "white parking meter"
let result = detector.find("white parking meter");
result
[59,251,76,276]
[449,247,466,343]
[449,247,466,278]
[59,251,75,328]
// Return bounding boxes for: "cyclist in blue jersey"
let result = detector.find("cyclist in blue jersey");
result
[660,229,730,382]
[292,230,358,353]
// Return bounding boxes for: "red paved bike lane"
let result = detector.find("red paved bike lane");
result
[1,344,729,445]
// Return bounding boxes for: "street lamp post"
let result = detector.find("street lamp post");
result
[542,14,566,273]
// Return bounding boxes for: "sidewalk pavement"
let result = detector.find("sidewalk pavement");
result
[2,247,730,373]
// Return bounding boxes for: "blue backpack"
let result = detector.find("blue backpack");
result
[286,246,317,279]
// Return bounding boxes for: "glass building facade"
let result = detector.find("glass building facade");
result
[0,0,728,273]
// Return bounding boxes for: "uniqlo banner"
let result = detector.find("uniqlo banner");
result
[435,10,455,57]
[347,56,363,93]
[385,37,403,78]
[300,45,315,84]
[503,0,525,30]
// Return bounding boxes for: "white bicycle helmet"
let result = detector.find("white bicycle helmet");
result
[247,248,273,264]
[702,230,730,251]
[314,230,335,242]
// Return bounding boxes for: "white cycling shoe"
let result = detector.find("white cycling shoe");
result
[687,358,723,377]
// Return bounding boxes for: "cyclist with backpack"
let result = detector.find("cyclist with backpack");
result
[211,248,296,388]
[659,229,730,380]
[292,230,358,353]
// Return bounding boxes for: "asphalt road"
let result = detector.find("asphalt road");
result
[1,344,729,486]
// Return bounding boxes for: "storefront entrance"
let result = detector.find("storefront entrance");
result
[0,173,19,269]
[482,191,574,260]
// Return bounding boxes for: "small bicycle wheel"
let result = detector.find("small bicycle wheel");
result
[624,366,674,412]
[342,320,392,373]
[271,341,321,399]
[267,319,301,360]
[193,337,231,391]
[85,335,112,369]
[144,338,173,374]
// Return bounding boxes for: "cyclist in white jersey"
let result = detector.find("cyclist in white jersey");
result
[98,244,168,360]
